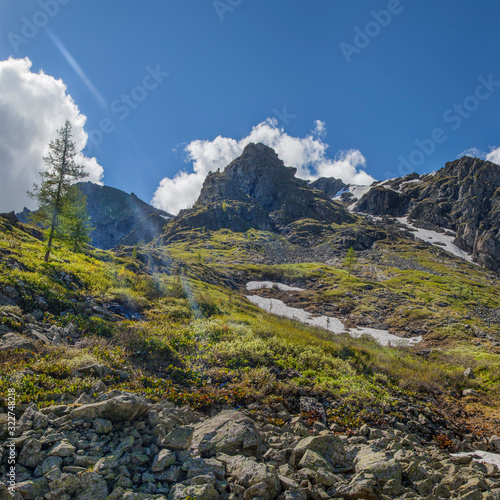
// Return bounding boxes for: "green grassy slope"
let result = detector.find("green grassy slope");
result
[0,216,499,437]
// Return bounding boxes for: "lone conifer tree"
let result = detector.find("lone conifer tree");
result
[28,121,88,262]
[343,246,357,278]
[62,186,93,253]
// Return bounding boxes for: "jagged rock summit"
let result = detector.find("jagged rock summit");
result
[352,156,500,272]
[164,143,355,240]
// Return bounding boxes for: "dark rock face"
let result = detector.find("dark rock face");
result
[354,187,410,217]
[0,211,19,225]
[165,143,355,240]
[309,177,346,198]
[78,183,172,249]
[354,157,500,272]
[18,183,172,250]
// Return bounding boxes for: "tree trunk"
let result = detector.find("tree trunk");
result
[44,136,68,262]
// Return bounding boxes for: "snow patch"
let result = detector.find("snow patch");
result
[452,451,500,469]
[246,294,422,347]
[400,178,422,187]
[349,184,373,201]
[246,281,305,292]
[396,217,474,263]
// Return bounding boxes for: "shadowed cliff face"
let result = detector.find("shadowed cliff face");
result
[352,156,500,272]
[77,182,172,249]
[165,143,356,239]
[17,182,172,250]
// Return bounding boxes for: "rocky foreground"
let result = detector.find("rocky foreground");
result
[1,389,500,500]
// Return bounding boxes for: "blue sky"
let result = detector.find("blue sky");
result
[0,0,499,212]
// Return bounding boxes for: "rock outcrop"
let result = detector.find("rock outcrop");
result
[164,143,356,241]
[353,157,500,272]
[309,177,346,199]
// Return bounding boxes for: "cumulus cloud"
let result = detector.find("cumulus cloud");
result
[152,119,374,214]
[0,57,103,212]
[486,146,500,165]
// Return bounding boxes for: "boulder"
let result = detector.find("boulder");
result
[354,447,402,486]
[222,455,281,499]
[12,478,49,499]
[75,471,109,500]
[18,438,43,468]
[70,392,150,422]
[191,410,263,457]
[169,483,219,500]
[49,439,76,457]
[151,449,176,472]
[163,426,193,450]
[291,434,345,468]
[93,418,113,434]
[0,333,37,351]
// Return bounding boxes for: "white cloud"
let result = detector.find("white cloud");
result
[0,57,103,212]
[152,119,374,214]
[486,146,500,165]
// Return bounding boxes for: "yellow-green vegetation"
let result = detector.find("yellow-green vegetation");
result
[1,218,499,433]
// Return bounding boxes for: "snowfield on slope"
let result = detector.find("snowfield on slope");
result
[396,217,474,263]
[246,292,422,347]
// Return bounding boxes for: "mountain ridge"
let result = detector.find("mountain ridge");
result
[17,182,172,250]
[347,156,500,272]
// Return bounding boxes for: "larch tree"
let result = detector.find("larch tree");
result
[28,120,88,262]
[343,246,358,278]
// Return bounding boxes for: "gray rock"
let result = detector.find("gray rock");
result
[490,435,500,453]
[12,478,49,499]
[222,455,280,499]
[42,456,63,477]
[337,472,378,500]
[298,449,334,473]
[75,471,108,500]
[182,458,225,480]
[290,434,345,468]
[18,438,43,468]
[354,447,402,486]
[163,426,193,450]
[191,410,263,458]
[113,435,135,459]
[70,392,150,422]
[151,449,176,472]
[93,418,113,434]
[49,439,76,457]
[169,483,219,500]
[0,333,37,351]
[284,491,308,500]
[48,473,80,496]
[76,364,112,377]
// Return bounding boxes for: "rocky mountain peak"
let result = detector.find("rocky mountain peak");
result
[240,142,282,163]
[441,155,500,181]
[164,144,357,241]
[352,156,500,272]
